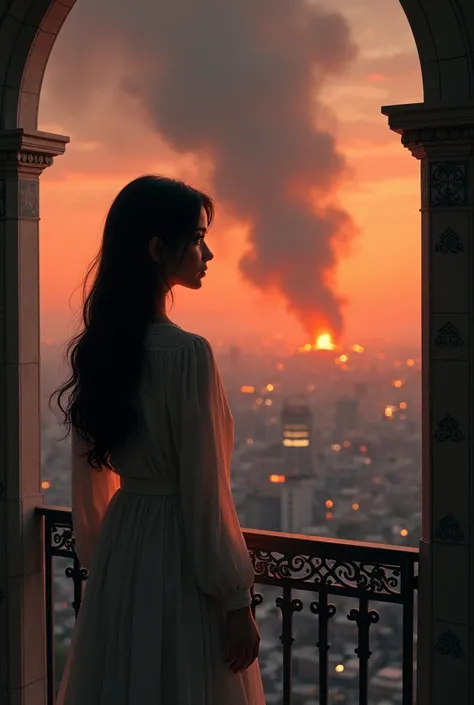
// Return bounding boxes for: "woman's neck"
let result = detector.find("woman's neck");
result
[153,312,172,324]
[154,291,170,324]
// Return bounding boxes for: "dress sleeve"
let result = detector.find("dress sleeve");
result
[171,335,255,611]
[71,429,121,570]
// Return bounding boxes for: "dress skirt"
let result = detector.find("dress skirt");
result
[57,486,265,705]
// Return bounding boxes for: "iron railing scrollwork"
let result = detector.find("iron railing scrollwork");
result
[37,507,418,705]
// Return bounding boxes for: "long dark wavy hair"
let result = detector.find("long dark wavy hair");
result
[50,175,214,470]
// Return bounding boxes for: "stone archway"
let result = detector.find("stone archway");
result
[0,2,473,704]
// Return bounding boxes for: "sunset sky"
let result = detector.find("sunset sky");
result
[39,0,422,352]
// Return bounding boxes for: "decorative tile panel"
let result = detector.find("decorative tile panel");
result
[432,315,469,361]
[435,227,463,253]
[433,414,465,443]
[18,180,38,219]
[430,215,469,314]
[434,514,465,544]
[431,361,470,546]
[434,322,464,347]
[432,623,469,705]
[434,629,464,658]
[429,162,467,207]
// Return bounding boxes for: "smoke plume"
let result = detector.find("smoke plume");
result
[48,0,358,338]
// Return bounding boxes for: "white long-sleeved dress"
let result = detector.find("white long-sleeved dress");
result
[57,323,266,705]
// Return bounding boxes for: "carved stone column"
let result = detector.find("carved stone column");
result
[0,129,68,705]
[382,103,474,705]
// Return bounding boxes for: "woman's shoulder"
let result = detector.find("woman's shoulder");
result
[145,323,212,354]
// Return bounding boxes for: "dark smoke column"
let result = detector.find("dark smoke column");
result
[50,0,358,339]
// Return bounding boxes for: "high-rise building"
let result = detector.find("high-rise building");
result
[280,477,315,534]
[334,396,359,437]
[281,399,313,477]
[245,493,281,532]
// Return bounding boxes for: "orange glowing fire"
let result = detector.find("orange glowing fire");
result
[299,332,335,353]
[316,333,335,350]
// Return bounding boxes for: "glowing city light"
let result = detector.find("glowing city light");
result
[41,481,51,489]
[241,385,255,394]
[342,440,351,448]
[335,664,345,673]
[360,445,368,453]
[269,475,286,483]
[352,503,360,511]
[265,399,273,406]
[282,438,310,447]
[326,512,333,520]
[406,358,415,367]
[339,354,349,363]
[399,402,407,410]
[266,383,275,392]
[330,444,341,452]
[400,528,409,537]
[284,430,309,439]
[351,344,364,354]
[392,379,404,388]
[325,500,334,508]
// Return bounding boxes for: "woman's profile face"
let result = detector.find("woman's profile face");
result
[149,208,214,289]
[170,206,214,290]
[149,206,214,291]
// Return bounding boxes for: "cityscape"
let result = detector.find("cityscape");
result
[41,333,421,705]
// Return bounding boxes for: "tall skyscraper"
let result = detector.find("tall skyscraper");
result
[281,398,313,477]
[334,396,359,437]
[280,477,315,534]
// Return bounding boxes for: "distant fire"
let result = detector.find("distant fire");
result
[316,333,335,350]
[299,332,335,353]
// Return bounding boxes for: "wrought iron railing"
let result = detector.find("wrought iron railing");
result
[37,505,418,705]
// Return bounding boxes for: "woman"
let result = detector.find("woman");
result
[52,175,265,705]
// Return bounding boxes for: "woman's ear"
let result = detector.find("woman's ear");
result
[148,236,164,264]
